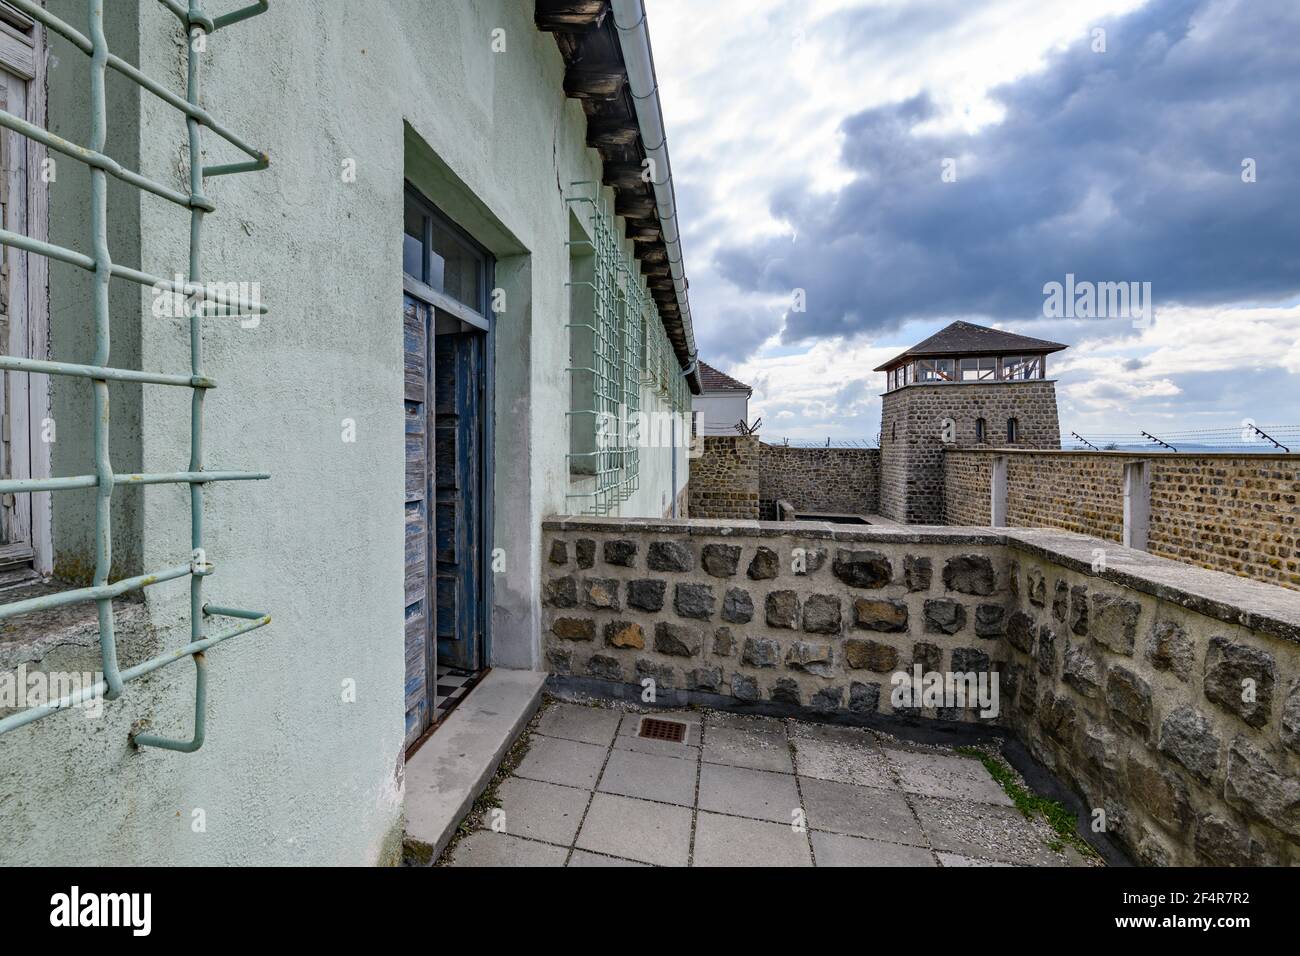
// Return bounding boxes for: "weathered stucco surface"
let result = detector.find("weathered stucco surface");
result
[3,2,685,864]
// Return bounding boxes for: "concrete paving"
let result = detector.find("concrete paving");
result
[444,698,1097,867]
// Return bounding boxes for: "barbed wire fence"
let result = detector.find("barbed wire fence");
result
[764,437,880,449]
[1062,425,1298,453]
[751,426,1298,453]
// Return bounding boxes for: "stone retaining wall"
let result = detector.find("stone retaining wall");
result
[687,435,760,519]
[541,515,1300,865]
[758,444,879,517]
[944,449,1300,591]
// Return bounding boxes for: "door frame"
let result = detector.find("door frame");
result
[402,183,494,674]
[0,8,49,576]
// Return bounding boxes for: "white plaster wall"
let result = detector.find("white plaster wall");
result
[693,391,750,435]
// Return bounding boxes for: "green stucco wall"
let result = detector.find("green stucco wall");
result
[1,0,687,864]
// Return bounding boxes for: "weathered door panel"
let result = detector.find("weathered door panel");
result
[402,294,433,748]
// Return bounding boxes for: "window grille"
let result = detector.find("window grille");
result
[565,181,656,513]
[0,0,271,752]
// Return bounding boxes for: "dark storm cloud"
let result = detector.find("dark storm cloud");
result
[714,0,1300,351]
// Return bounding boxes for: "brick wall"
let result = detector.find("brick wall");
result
[687,435,759,519]
[881,380,1060,524]
[943,450,1300,591]
[541,516,1300,865]
[943,452,993,525]
[758,444,879,517]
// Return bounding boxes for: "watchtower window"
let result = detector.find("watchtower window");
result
[1007,417,1020,442]
[975,417,986,442]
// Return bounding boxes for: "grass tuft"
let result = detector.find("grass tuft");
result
[956,746,1098,859]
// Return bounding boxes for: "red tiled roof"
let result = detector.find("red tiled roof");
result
[697,361,752,393]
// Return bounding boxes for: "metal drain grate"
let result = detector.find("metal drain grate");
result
[638,717,688,743]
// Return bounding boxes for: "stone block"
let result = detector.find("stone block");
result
[604,620,644,650]
[845,639,898,673]
[721,587,754,624]
[765,590,800,629]
[1090,591,1140,656]
[904,555,932,592]
[701,543,741,577]
[552,617,594,642]
[626,578,666,613]
[853,597,908,633]
[831,549,893,589]
[942,554,996,595]
[647,540,693,572]
[923,599,966,635]
[674,582,716,621]
[1106,664,1153,738]
[1145,619,1194,682]
[1158,705,1221,784]
[746,546,779,580]
[802,594,842,634]
[582,578,620,611]
[1203,636,1276,729]
[742,637,781,668]
[785,641,835,678]
[975,604,1007,638]
[654,622,702,657]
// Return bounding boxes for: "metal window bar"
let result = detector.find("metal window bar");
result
[565,182,628,514]
[618,265,642,499]
[0,0,272,751]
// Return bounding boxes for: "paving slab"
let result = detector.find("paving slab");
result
[702,711,787,735]
[910,794,1064,866]
[698,763,803,824]
[811,831,937,867]
[800,776,927,846]
[791,735,897,790]
[515,735,606,789]
[448,830,567,867]
[575,793,693,867]
[567,850,650,867]
[613,734,699,759]
[535,702,622,747]
[597,747,698,806]
[693,811,812,867]
[489,776,588,846]
[884,747,1013,807]
[789,722,881,747]
[936,852,1012,867]
[702,724,795,774]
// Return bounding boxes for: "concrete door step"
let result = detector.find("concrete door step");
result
[402,667,546,864]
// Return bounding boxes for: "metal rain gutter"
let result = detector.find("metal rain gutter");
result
[610,0,700,395]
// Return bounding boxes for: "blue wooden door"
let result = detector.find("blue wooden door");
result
[434,330,484,671]
[403,294,434,748]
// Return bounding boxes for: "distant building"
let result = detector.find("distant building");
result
[875,321,1067,523]
[693,361,753,436]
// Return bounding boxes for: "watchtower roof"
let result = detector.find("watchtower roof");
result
[873,321,1067,372]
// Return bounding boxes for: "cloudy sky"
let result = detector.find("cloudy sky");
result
[646,0,1300,443]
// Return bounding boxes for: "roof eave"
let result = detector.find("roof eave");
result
[538,0,701,395]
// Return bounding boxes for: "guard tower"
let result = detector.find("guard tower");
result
[876,321,1066,523]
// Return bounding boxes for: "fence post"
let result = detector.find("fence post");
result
[1123,459,1151,550]
[990,455,1008,527]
